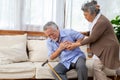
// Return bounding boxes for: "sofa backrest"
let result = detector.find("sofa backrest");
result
[0,30,47,39]
[0,30,49,64]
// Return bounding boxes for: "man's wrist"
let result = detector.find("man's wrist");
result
[57,48,63,52]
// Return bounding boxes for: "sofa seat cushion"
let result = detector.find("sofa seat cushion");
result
[86,59,94,77]
[34,62,77,79]
[0,62,35,79]
[34,61,93,79]
[34,62,58,79]
[34,59,116,79]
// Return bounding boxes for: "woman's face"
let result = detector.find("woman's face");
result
[83,11,95,22]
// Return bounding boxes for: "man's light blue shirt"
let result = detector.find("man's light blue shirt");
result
[47,29,86,69]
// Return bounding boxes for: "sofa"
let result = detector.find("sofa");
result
[0,30,118,80]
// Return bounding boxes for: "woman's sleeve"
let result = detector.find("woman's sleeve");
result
[81,20,108,45]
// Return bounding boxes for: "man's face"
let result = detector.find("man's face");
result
[44,27,59,42]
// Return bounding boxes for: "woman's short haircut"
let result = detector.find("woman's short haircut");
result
[91,0,97,5]
[81,1,99,15]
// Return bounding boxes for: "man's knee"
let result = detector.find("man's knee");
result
[76,57,86,69]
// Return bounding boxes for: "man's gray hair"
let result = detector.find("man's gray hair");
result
[43,21,59,31]
[81,1,99,15]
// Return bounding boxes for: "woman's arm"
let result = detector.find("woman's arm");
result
[80,31,90,36]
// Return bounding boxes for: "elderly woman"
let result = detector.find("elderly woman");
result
[80,1,120,80]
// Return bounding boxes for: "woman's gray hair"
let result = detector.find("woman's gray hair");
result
[43,21,59,31]
[81,1,99,15]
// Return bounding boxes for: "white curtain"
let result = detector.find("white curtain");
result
[0,0,65,31]
[0,0,119,31]
[0,0,21,30]
[97,0,120,20]
[65,0,120,31]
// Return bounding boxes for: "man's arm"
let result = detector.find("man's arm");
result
[50,42,68,60]
[50,48,62,60]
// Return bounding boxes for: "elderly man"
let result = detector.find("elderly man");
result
[43,21,88,80]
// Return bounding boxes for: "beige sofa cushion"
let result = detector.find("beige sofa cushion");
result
[0,62,35,79]
[0,34,28,64]
[34,62,58,79]
[34,59,116,79]
[34,62,77,79]
[27,40,59,62]
[27,40,48,62]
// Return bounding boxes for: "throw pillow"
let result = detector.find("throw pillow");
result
[0,34,28,64]
[27,40,58,62]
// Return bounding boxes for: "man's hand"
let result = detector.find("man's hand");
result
[59,41,71,51]
[66,42,78,50]
[50,41,72,60]
[65,39,82,50]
